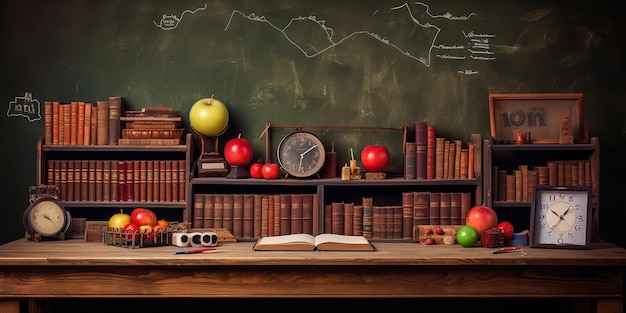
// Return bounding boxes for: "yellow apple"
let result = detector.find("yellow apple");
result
[108,209,130,230]
[189,96,229,137]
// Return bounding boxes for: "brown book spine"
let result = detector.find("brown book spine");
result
[429,192,441,225]
[268,194,275,236]
[412,191,430,226]
[353,204,363,236]
[375,206,388,239]
[152,160,159,202]
[301,194,313,235]
[578,160,585,186]
[132,160,140,202]
[253,194,263,238]
[273,194,280,236]
[536,166,550,186]
[102,159,111,201]
[401,191,414,240]
[95,160,103,201]
[110,160,118,201]
[261,195,270,237]
[66,160,74,201]
[393,205,403,239]
[178,160,186,202]
[243,194,255,238]
[343,201,354,236]
[73,160,81,201]
[506,174,516,202]
[324,204,332,234]
[564,160,572,186]
[44,101,53,145]
[108,96,123,145]
[290,194,303,234]
[279,194,291,235]
[139,160,147,202]
[331,202,344,235]
[460,148,469,179]
[222,194,234,234]
[460,192,471,225]
[454,139,462,178]
[80,160,88,201]
[362,197,373,239]
[442,140,450,179]
[90,105,97,146]
[232,194,244,238]
[467,142,475,179]
[519,165,528,201]
[426,125,436,179]
[158,160,166,202]
[70,102,78,145]
[584,160,591,186]
[386,206,395,239]
[62,103,71,145]
[83,103,92,145]
[88,160,96,201]
[117,161,126,201]
[312,195,319,235]
[53,160,61,193]
[404,142,416,179]
[59,160,67,201]
[450,192,461,225]
[514,169,522,201]
[46,160,54,186]
[164,161,172,202]
[52,101,60,145]
[203,193,214,228]
[527,170,538,201]
[556,160,565,186]
[571,161,579,186]
[126,160,134,201]
[170,160,178,202]
[118,138,181,145]
[77,102,85,146]
[435,137,445,179]
[145,160,153,202]
[213,194,224,228]
[193,193,204,228]
[498,170,508,201]
[414,121,428,179]
[439,192,451,225]
[96,100,109,145]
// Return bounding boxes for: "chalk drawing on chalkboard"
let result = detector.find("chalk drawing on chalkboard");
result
[154,3,207,30]
[224,1,487,70]
[7,92,41,122]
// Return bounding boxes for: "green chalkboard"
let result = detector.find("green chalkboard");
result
[1,0,625,245]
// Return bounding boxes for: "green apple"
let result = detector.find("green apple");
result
[456,225,479,248]
[189,96,229,137]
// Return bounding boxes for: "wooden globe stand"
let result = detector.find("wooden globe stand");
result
[191,126,228,177]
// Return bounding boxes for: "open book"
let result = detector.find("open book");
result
[253,233,376,251]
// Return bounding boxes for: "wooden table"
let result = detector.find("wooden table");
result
[1,239,625,313]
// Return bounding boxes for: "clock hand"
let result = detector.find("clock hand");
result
[298,154,304,171]
[300,145,317,157]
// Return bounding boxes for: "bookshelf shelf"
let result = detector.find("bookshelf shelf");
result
[483,137,600,241]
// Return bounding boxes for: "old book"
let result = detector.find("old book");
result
[88,160,96,201]
[222,193,234,234]
[65,160,74,200]
[53,160,61,194]
[232,193,244,238]
[273,194,281,236]
[498,170,508,201]
[178,160,186,202]
[442,140,450,179]
[170,160,178,202]
[324,204,332,234]
[514,169,522,201]
[290,194,303,235]
[414,121,428,179]
[439,192,451,225]
[412,191,430,227]
[460,192,471,225]
[331,201,344,235]
[52,101,60,145]
[353,204,363,236]
[108,96,123,145]
[404,142,416,179]
[125,121,178,129]
[372,205,385,239]
[164,160,172,202]
[261,195,270,237]
[203,193,214,228]
[527,170,538,202]
[213,194,224,228]
[83,102,92,145]
[268,194,275,236]
[110,160,118,201]
[253,194,263,238]
[401,192,414,239]
[506,174,516,202]
[95,160,103,201]
[44,101,53,145]
[426,125,436,179]
[126,160,134,201]
[46,160,53,185]
[518,164,528,201]
[62,103,71,145]
[460,148,469,179]
[117,160,126,201]
[77,101,85,146]
[90,105,98,146]
[152,160,159,202]
[253,233,375,251]
[80,160,88,201]
[435,137,445,179]
[96,100,109,145]
[556,160,565,186]
[139,160,147,202]
[393,205,402,239]
[429,192,441,225]
[584,160,591,186]
[536,165,550,186]
[193,193,205,228]
[158,160,166,202]
[121,129,184,139]
[564,160,572,186]
[279,194,291,235]
[571,161,579,186]
[301,193,314,235]
[578,160,585,186]
[118,138,181,146]
[312,195,319,235]
[454,139,462,178]
[362,197,373,239]
[59,160,68,201]
[343,201,354,236]
[72,160,80,201]
[70,101,78,145]
[243,194,255,238]
[467,142,475,179]
[102,159,111,201]
[491,166,499,202]
[145,160,153,202]
[450,192,461,225]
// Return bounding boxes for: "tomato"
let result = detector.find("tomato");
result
[223,133,254,166]
[122,223,139,241]
[249,161,264,179]
[497,221,515,240]
[465,205,498,234]
[130,208,157,227]
[456,225,479,248]
[261,162,280,179]
[360,145,390,172]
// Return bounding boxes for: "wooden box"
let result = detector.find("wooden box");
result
[489,93,588,144]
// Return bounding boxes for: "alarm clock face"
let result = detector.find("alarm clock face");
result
[277,131,326,178]
[28,199,68,237]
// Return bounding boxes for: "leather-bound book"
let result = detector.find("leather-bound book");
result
[279,194,291,235]
[77,102,85,146]
[242,194,254,238]
[83,103,92,145]
[44,101,53,145]
[261,195,270,237]
[62,103,71,145]
[290,193,303,235]
[139,160,147,202]
[267,194,275,236]
[145,160,153,202]
[467,142,475,179]
[96,100,108,145]
[401,192,414,239]
[253,193,263,238]
[203,193,214,228]
[222,194,234,235]
[232,193,244,238]
[302,193,314,235]
[450,192,461,225]
[429,192,441,225]
[89,105,97,146]
[158,160,166,202]
[343,201,354,236]
[498,170,508,201]
[273,194,281,236]
[110,160,118,201]
[102,159,110,201]
[331,201,344,235]
[178,160,186,202]
[108,96,123,145]
[439,192,451,225]
[393,205,402,239]
[412,191,430,226]
[125,160,134,202]
[404,142,416,179]
[426,125,436,179]
[460,192,471,225]
[506,174,516,202]
[65,160,74,201]
[73,160,81,201]
[117,160,126,202]
[69,102,78,145]
[442,140,450,179]
[361,197,373,239]
[414,121,428,179]
[353,204,363,236]
[213,194,224,228]
[59,160,68,201]
[372,205,385,239]
[435,137,445,179]
[164,161,172,202]
[53,160,61,193]
[460,148,469,179]
[52,101,60,145]
[88,160,96,201]
[193,193,204,228]
[514,169,522,202]
[94,160,102,202]
[151,160,159,202]
[454,139,462,178]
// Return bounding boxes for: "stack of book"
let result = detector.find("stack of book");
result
[119,108,184,145]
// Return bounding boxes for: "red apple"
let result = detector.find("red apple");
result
[224,133,253,166]
[360,144,389,172]
[261,162,280,179]
[497,221,515,240]
[249,161,263,179]
[465,205,498,234]
[130,208,157,227]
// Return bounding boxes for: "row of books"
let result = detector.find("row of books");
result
[192,192,471,240]
[43,97,124,146]
[492,159,592,202]
[45,159,186,202]
[404,122,477,180]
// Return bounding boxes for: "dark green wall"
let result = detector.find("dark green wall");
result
[1,0,625,246]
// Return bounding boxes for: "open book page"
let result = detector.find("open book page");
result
[253,233,316,251]
[313,234,376,251]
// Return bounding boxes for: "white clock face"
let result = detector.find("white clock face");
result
[30,200,66,237]
[535,189,588,246]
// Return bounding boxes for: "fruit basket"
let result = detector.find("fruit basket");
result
[103,222,189,249]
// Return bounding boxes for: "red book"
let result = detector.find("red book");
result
[414,121,427,179]
[426,125,436,179]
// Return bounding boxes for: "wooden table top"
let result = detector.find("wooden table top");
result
[2,238,626,267]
